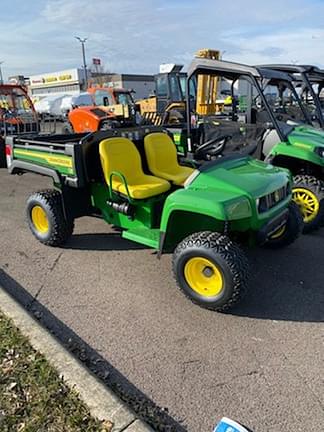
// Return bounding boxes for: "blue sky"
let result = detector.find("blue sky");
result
[1,0,324,79]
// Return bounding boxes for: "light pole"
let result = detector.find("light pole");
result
[75,37,88,89]
[0,61,4,84]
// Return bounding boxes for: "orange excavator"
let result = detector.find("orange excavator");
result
[63,86,137,133]
[0,84,38,167]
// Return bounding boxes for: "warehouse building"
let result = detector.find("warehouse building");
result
[28,68,88,100]
[90,73,155,100]
[29,68,155,101]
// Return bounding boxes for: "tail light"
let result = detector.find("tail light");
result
[5,145,11,156]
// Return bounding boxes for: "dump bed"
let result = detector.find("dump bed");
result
[6,126,164,188]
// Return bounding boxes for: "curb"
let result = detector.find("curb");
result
[0,285,153,432]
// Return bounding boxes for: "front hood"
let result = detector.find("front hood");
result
[288,125,324,149]
[189,157,290,200]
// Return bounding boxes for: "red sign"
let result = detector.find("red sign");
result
[92,58,101,65]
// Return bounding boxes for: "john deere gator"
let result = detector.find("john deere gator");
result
[5,119,302,312]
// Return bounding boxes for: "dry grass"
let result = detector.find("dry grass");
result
[0,311,113,432]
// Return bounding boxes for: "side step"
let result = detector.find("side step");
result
[122,227,160,249]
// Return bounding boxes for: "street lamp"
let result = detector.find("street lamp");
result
[0,62,4,84]
[75,37,88,89]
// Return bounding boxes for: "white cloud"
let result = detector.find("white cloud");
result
[1,0,324,78]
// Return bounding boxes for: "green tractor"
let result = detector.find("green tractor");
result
[166,58,324,233]
[6,118,302,311]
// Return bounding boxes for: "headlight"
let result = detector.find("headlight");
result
[225,198,252,220]
[257,183,290,213]
[314,147,324,158]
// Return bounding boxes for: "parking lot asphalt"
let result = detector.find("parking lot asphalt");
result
[0,167,323,432]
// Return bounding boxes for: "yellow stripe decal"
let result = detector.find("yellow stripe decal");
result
[14,149,73,168]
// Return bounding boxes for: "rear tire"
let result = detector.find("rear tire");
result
[172,231,249,312]
[293,175,324,233]
[26,189,74,246]
[264,201,303,249]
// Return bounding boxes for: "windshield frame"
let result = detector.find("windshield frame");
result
[114,91,135,105]
[258,77,312,127]
[185,68,308,148]
[303,71,324,127]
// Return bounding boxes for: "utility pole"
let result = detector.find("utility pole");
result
[0,62,4,84]
[75,37,88,89]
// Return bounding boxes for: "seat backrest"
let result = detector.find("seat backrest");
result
[144,132,179,176]
[99,137,143,185]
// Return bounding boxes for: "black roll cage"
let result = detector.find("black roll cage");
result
[261,64,324,128]
[185,63,311,153]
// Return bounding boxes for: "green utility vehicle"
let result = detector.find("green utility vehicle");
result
[6,123,302,312]
[167,58,324,232]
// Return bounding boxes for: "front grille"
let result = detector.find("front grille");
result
[258,183,290,213]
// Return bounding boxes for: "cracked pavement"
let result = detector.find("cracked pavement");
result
[0,168,323,431]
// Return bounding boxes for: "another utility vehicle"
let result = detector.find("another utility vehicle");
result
[0,84,38,167]
[6,116,303,312]
[63,86,137,134]
[167,58,324,232]
[261,64,324,128]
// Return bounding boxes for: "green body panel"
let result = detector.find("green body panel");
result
[270,125,324,167]
[90,183,164,231]
[122,227,160,248]
[13,148,75,176]
[161,156,291,234]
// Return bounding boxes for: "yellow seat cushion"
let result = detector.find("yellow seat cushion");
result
[99,137,170,199]
[144,132,195,186]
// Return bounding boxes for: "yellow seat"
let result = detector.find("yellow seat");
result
[144,132,195,186]
[99,137,171,199]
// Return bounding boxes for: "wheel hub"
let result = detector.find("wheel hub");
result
[184,257,224,297]
[293,188,320,223]
[31,205,49,234]
[202,266,214,277]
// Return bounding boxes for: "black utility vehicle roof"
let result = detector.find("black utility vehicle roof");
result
[261,64,324,82]
[187,58,292,81]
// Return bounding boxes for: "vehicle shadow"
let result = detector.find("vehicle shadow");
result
[229,237,324,322]
[64,233,148,251]
[0,268,186,432]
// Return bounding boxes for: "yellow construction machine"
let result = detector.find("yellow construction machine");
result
[137,49,223,125]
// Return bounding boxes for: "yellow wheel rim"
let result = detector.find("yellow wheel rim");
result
[292,188,320,223]
[184,257,224,297]
[270,225,286,240]
[31,205,49,234]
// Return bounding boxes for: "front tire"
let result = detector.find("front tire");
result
[293,175,324,233]
[172,231,249,312]
[26,189,74,246]
[264,201,303,249]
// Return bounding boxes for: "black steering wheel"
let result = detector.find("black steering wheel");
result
[195,134,232,160]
